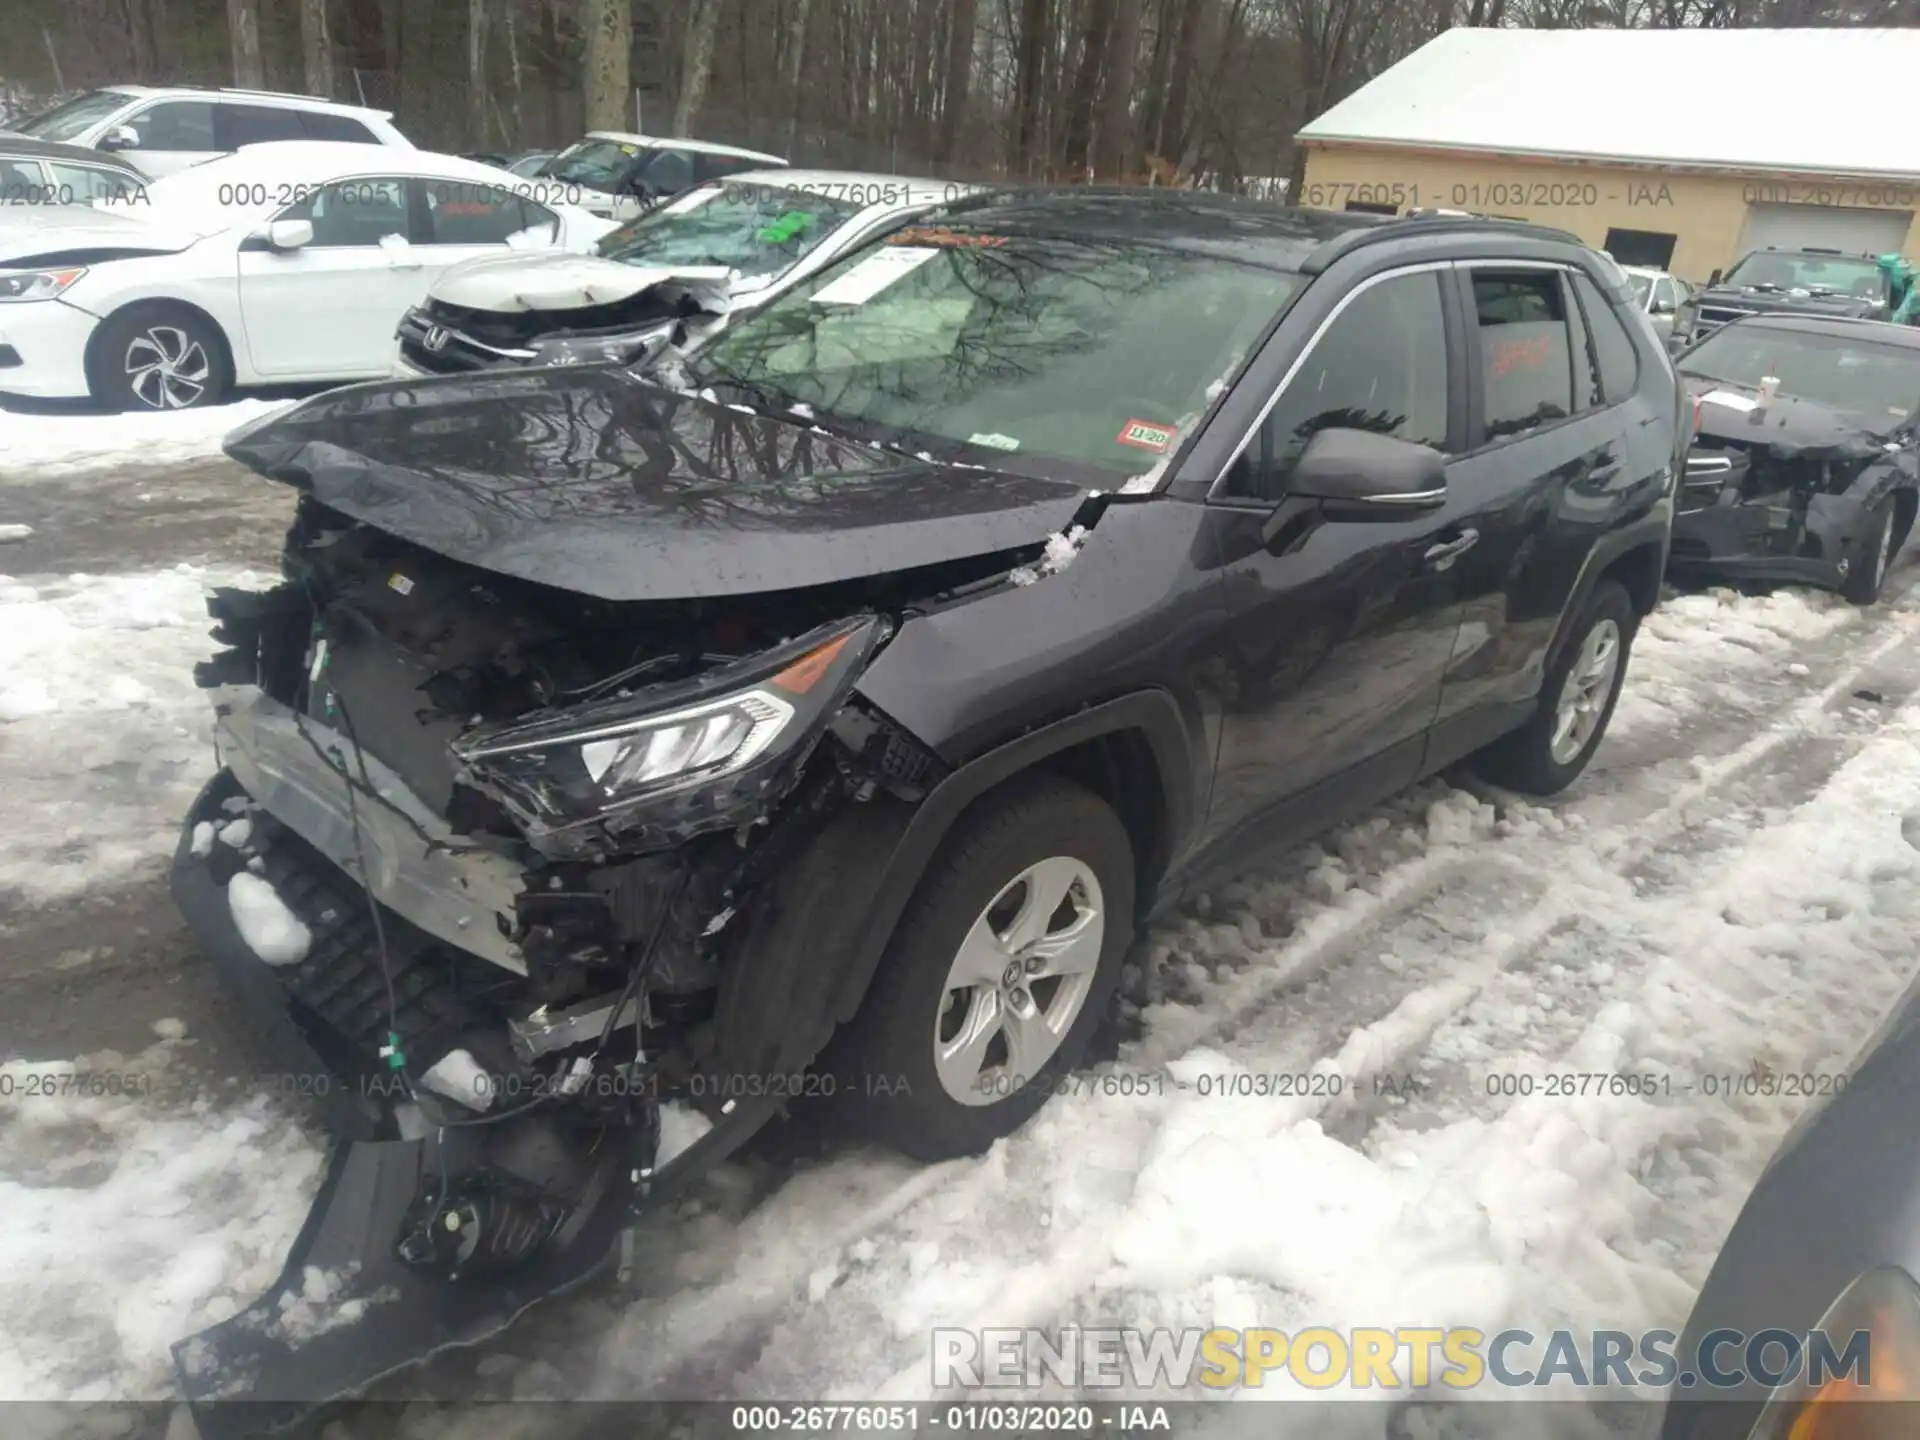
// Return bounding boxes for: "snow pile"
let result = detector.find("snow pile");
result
[0,523,32,542]
[0,1026,326,1400]
[0,564,265,904]
[225,873,311,966]
[0,399,291,480]
[258,1264,397,1344]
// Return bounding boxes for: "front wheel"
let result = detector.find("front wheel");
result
[1842,497,1898,605]
[829,775,1136,1161]
[1472,579,1637,796]
[89,303,231,412]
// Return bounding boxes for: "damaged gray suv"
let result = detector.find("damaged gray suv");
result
[168,189,1680,1428]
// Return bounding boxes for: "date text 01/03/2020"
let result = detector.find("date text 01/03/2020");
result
[1297,182,1677,209]
[728,1404,1168,1432]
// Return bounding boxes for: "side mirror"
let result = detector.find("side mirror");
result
[1708,268,1723,286]
[265,218,314,250]
[97,125,140,152]
[1285,427,1447,522]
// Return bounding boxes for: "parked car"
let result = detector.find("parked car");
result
[0,141,614,411]
[534,129,787,219]
[164,193,1679,1425]
[0,135,149,207]
[1671,313,1919,604]
[1,84,411,179]
[1619,263,1694,345]
[1660,896,1920,1440]
[390,169,979,376]
[505,150,556,178]
[1670,246,1895,349]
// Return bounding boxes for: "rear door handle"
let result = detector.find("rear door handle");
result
[1424,529,1479,571]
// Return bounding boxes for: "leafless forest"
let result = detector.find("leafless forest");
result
[6,0,1912,193]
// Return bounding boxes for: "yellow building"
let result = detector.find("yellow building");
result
[1297,27,1920,285]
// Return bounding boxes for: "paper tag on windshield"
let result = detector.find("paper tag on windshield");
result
[1700,389,1758,413]
[968,432,1021,451]
[811,246,939,306]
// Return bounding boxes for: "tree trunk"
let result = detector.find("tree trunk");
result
[784,0,813,157]
[1092,0,1142,178]
[468,0,489,143]
[1136,0,1174,157]
[505,0,525,140]
[935,0,978,164]
[1009,0,1050,174]
[301,0,335,98]
[672,0,719,134]
[227,0,265,88]
[1156,0,1204,168]
[584,0,630,132]
[1061,0,1114,176]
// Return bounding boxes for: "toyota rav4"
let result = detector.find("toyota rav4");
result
[166,191,1682,1431]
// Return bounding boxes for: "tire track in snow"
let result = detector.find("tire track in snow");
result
[559,600,1920,1408]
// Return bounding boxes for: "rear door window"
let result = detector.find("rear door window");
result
[300,112,379,143]
[1469,270,1576,441]
[0,157,45,200]
[218,104,308,148]
[48,161,143,203]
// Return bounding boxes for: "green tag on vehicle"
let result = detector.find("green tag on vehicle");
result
[757,210,815,244]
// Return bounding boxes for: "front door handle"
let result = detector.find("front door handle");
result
[1424,528,1479,571]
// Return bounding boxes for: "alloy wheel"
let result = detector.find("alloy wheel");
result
[125,326,210,409]
[933,855,1105,1106]
[1549,618,1622,766]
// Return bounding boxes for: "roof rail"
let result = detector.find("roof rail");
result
[1301,211,1586,273]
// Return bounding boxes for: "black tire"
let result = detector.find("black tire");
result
[826,774,1136,1161]
[1842,497,1898,605]
[88,303,231,412]
[1471,579,1637,797]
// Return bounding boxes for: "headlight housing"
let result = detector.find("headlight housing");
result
[525,322,677,369]
[0,266,88,303]
[1745,1267,1920,1438]
[453,614,884,857]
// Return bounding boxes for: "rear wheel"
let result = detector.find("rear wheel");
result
[829,775,1135,1161]
[1842,497,1898,605]
[89,303,231,412]
[1471,579,1637,796]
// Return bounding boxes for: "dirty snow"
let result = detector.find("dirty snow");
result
[0,563,267,903]
[1008,524,1090,587]
[225,873,312,967]
[0,399,292,481]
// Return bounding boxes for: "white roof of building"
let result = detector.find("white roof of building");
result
[1300,28,1920,181]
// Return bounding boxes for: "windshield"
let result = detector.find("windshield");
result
[1721,251,1886,300]
[690,228,1302,478]
[596,183,862,279]
[17,90,134,143]
[1624,272,1653,307]
[543,139,641,189]
[1680,327,1920,427]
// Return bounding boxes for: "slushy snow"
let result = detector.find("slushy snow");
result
[0,399,291,480]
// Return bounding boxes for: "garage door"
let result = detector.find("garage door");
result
[1736,203,1914,259]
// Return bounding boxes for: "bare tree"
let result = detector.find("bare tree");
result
[1093,0,1143,176]
[936,0,979,163]
[674,0,721,133]
[469,0,491,142]
[583,0,630,130]
[1010,0,1051,172]
[227,0,264,88]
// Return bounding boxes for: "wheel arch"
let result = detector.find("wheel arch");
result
[83,294,238,402]
[708,691,1196,1089]
[1545,521,1669,678]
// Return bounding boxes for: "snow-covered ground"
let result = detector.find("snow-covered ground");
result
[0,398,291,482]
[4,436,1920,1435]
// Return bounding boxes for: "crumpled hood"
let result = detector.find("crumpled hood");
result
[1684,374,1905,460]
[221,366,1090,602]
[427,251,737,314]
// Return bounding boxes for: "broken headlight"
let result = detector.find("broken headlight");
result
[452,615,882,844]
[526,322,677,368]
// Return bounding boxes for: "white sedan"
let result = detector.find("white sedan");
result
[0,141,615,410]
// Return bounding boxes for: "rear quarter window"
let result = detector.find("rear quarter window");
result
[299,112,379,144]
[1571,270,1641,406]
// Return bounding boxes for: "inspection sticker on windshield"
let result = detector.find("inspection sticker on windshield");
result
[1700,389,1759,413]
[968,432,1022,451]
[1117,419,1177,452]
[810,246,940,306]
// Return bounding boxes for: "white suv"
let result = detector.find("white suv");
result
[5,86,411,179]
